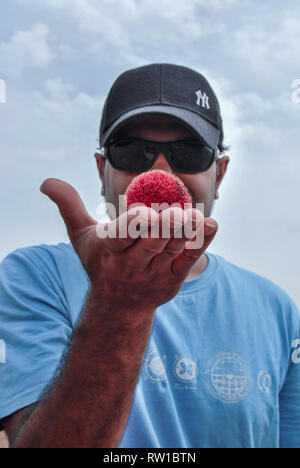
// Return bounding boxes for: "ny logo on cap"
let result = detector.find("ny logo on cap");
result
[195,90,210,110]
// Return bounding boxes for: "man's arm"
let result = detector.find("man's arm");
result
[4,179,217,448]
[7,291,156,448]
[0,431,9,448]
[2,405,37,445]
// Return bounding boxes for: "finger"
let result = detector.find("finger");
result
[171,217,218,278]
[123,207,190,271]
[143,207,203,272]
[40,179,96,234]
[182,207,204,243]
[96,205,159,253]
[146,234,187,273]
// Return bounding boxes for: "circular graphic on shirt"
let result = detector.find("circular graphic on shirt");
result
[257,371,272,393]
[205,351,250,404]
[144,352,166,383]
[174,356,197,382]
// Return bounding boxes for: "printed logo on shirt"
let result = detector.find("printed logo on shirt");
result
[174,356,197,382]
[144,351,167,383]
[291,339,300,364]
[257,371,272,393]
[205,351,251,404]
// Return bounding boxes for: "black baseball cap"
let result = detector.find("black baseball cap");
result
[99,63,223,150]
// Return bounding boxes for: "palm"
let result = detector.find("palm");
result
[40,177,218,308]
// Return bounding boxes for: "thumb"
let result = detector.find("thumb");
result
[172,217,218,278]
[40,178,96,234]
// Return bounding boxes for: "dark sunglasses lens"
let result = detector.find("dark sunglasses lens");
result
[170,142,214,173]
[108,140,154,172]
[108,140,215,174]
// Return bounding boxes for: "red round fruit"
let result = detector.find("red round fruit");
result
[124,169,192,212]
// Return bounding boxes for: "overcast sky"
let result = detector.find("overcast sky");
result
[0,0,300,308]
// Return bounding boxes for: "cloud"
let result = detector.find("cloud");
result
[0,23,54,79]
[18,0,238,13]
[15,0,235,65]
[0,75,102,257]
[14,77,101,158]
[1,0,299,308]
[232,7,300,73]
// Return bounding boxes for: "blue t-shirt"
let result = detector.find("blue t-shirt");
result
[0,243,299,448]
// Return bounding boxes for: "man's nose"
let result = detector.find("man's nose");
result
[152,152,173,173]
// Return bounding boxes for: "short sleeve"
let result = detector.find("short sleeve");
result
[279,305,300,448]
[0,247,73,423]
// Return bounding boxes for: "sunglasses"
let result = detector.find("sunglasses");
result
[100,138,218,174]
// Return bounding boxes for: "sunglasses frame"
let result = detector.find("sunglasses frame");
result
[100,138,218,174]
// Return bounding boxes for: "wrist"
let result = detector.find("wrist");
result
[86,285,156,325]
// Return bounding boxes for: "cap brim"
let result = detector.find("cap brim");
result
[100,105,220,149]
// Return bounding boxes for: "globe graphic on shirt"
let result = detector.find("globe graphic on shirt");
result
[144,351,166,382]
[149,356,165,376]
[174,356,197,382]
[205,351,250,404]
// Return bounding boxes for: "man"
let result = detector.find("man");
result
[0,64,299,448]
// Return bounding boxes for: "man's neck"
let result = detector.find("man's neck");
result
[185,253,208,282]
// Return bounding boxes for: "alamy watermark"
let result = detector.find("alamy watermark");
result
[0,79,6,104]
[291,339,300,365]
[0,339,6,364]
[95,196,205,249]
[291,79,300,104]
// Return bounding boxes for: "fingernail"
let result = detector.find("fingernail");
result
[205,220,217,232]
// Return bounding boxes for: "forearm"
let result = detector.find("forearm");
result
[12,289,155,448]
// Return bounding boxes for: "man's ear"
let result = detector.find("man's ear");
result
[94,153,106,196]
[215,156,230,200]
